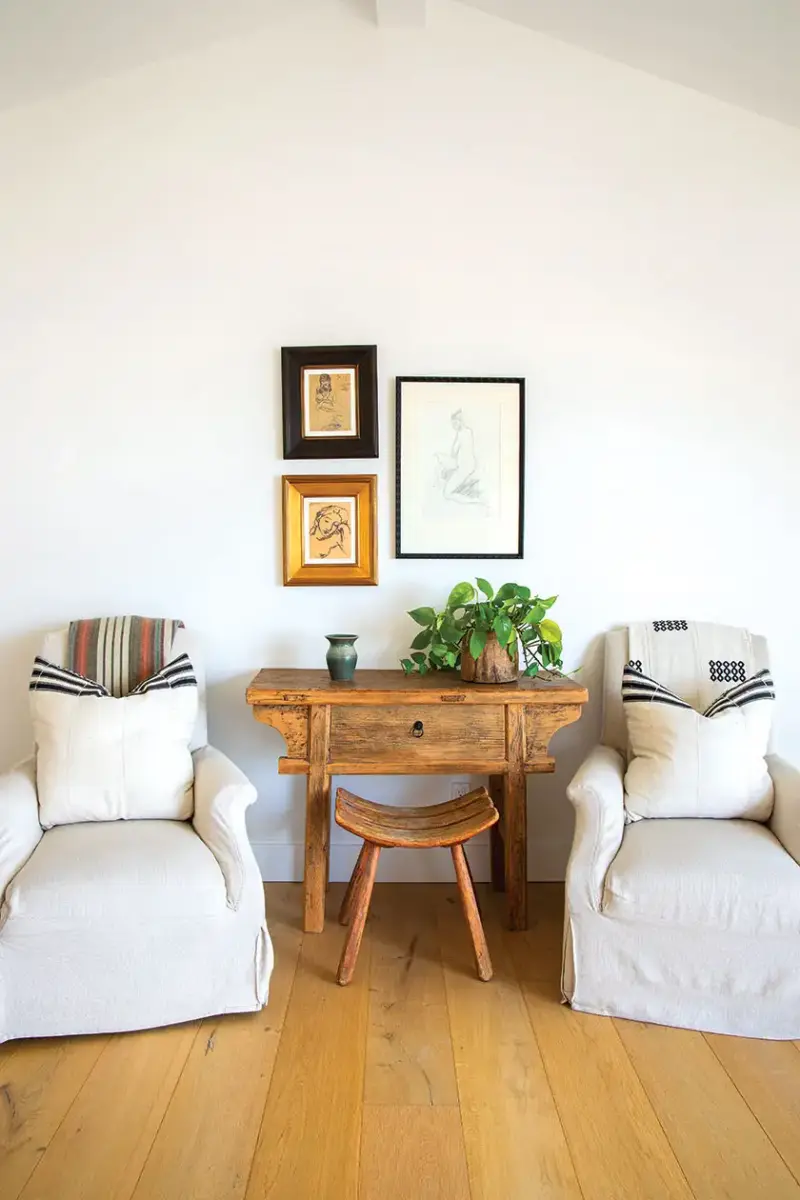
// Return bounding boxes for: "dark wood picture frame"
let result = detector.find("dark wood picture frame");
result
[395,375,525,559]
[281,344,378,459]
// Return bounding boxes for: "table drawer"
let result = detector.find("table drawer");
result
[329,705,505,763]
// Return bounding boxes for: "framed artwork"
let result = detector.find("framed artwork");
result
[281,345,378,459]
[395,376,525,559]
[282,475,378,586]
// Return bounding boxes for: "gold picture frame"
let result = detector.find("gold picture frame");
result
[282,475,378,586]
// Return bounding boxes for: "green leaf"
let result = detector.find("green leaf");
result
[523,662,540,677]
[410,628,433,650]
[411,651,427,665]
[429,643,449,660]
[439,618,461,646]
[516,585,531,602]
[475,577,494,600]
[400,658,415,674]
[540,595,557,610]
[418,661,428,675]
[494,582,519,603]
[444,650,457,668]
[524,603,545,625]
[469,629,488,660]
[447,581,475,609]
[408,606,436,627]
[493,613,514,647]
[541,642,553,666]
[539,618,562,644]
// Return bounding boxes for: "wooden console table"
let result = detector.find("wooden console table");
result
[246,669,588,933]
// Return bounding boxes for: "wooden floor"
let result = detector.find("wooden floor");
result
[2,884,800,1200]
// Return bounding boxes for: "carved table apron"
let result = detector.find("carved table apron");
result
[246,669,588,933]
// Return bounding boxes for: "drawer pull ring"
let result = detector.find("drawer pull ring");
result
[411,720,424,738]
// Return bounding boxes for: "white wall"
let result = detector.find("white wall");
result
[1,0,799,882]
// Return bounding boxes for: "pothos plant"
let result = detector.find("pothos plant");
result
[400,579,563,678]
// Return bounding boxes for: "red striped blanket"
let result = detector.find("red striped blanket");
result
[67,616,184,697]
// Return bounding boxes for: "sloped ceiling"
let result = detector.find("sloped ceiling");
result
[0,0,799,128]
[461,0,800,128]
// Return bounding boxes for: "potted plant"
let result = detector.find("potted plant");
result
[400,579,563,684]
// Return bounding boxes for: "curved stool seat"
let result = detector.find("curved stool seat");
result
[334,785,499,986]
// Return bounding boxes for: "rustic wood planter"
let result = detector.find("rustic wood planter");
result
[460,632,519,684]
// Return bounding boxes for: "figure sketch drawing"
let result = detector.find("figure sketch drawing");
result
[314,372,347,432]
[309,503,351,559]
[434,409,483,504]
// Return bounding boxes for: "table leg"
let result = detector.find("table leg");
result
[504,707,528,931]
[304,705,331,933]
[488,774,505,892]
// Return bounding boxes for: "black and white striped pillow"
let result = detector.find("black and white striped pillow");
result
[623,662,777,715]
[129,654,197,694]
[30,653,197,697]
[622,664,775,717]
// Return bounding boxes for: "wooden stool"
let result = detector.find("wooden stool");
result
[334,785,499,986]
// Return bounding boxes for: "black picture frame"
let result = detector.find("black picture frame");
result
[281,344,378,459]
[395,375,525,559]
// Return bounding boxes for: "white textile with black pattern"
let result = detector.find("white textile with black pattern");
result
[627,620,758,714]
[30,654,198,828]
[622,663,775,821]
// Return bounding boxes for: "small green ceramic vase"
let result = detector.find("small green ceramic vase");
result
[325,634,358,681]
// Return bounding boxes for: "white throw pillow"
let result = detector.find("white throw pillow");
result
[30,653,198,828]
[622,665,775,821]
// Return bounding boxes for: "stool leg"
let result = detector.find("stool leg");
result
[337,842,380,986]
[451,843,493,982]
[339,842,369,926]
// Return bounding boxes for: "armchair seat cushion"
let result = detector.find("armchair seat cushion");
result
[3,820,227,927]
[603,818,800,937]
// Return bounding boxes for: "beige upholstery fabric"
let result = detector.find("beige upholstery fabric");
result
[0,626,270,1043]
[5,821,227,923]
[566,623,800,1039]
[769,754,800,865]
[604,819,800,936]
[0,758,42,896]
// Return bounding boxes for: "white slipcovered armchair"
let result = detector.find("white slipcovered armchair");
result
[0,626,272,1043]
[564,626,800,1039]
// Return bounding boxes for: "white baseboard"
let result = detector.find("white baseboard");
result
[251,839,567,883]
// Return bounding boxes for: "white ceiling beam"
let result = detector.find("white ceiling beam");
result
[375,0,427,27]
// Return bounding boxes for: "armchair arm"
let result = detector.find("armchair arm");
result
[767,754,800,865]
[0,758,42,898]
[565,744,626,912]
[192,745,261,911]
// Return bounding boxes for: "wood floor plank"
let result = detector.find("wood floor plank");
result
[5,884,800,1200]
[439,886,582,1200]
[615,1020,800,1200]
[368,884,448,1005]
[244,884,370,1200]
[132,885,303,1200]
[508,919,693,1200]
[19,1024,198,1200]
[706,1034,800,1185]
[0,1034,108,1200]
[365,885,457,1106]
[517,882,565,982]
[359,1106,470,1200]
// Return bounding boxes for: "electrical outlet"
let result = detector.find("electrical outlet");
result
[451,781,470,800]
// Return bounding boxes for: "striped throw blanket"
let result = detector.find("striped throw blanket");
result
[67,616,184,698]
